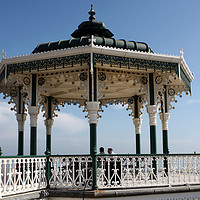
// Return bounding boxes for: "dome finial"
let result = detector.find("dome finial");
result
[88,4,96,21]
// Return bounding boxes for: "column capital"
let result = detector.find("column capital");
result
[28,106,39,127]
[133,118,143,135]
[146,105,158,126]
[86,101,100,124]
[44,118,54,135]
[16,113,27,131]
[159,112,171,130]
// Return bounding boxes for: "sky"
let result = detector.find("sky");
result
[0,0,200,156]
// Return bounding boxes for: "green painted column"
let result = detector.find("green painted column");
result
[87,51,99,191]
[135,134,141,154]
[28,74,39,155]
[163,130,168,154]
[159,86,170,173]
[146,73,158,176]
[45,96,54,153]
[16,86,27,155]
[30,127,37,155]
[90,123,97,189]
[133,96,142,154]
[150,126,157,154]
[18,131,24,155]
[159,112,170,154]
[147,73,158,155]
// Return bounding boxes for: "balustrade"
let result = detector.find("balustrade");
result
[1,154,200,198]
[49,156,93,189]
[0,156,46,197]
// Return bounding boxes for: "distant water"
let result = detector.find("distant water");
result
[43,191,200,199]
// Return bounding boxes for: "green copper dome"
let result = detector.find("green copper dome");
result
[71,5,114,38]
[32,5,152,54]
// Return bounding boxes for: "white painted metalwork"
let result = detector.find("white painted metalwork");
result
[97,155,200,189]
[49,156,93,189]
[1,154,200,197]
[168,155,200,186]
[0,157,46,198]
[48,154,200,190]
[97,155,168,188]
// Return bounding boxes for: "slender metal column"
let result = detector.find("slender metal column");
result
[133,96,142,154]
[44,96,54,153]
[159,86,170,154]
[29,74,39,155]
[146,73,158,154]
[87,50,99,191]
[16,86,27,155]
[16,114,26,155]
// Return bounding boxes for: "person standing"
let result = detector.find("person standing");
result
[99,147,105,154]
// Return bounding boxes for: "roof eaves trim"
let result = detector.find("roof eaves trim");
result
[0,45,194,83]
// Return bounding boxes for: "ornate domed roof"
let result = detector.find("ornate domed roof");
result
[71,5,114,38]
[32,5,152,54]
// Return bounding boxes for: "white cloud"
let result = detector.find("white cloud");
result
[53,112,88,135]
[0,102,88,155]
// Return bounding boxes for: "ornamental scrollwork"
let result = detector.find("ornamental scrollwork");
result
[41,97,86,119]
[93,53,178,73]
[167,85,189,111]
[7,53,90,74]
[0,74,26,112]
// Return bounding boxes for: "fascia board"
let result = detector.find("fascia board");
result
[0,45,194,82]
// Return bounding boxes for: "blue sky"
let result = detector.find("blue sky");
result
[0,0,200,155]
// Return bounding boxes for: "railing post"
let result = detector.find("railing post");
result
[45,150,51,189]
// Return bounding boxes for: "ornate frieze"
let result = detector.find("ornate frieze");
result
[93,53,178,72]
[7,54,90,74]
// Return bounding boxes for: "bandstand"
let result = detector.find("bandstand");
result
[0,5,197,200]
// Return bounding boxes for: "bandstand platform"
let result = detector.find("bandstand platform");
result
[0,5,197,200]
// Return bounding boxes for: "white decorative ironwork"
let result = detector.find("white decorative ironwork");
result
[28,106,40,127]
[133,118,143,134]
[0,157,46,198]
[146,105,158,126]
[1,154,200,196]
[49,156,93,189]
[167,85,189,111]
[16,113,27,132]
[159,113,171,130]
[85,101,100,124]
[96,154,200,189]
[45,119,54,135]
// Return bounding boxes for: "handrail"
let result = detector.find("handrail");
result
[0,153,199,158]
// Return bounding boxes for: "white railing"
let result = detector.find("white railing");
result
[0,156,46,198]
[49,156,93,189]
[49,154,200,190]
[97,155,168,188]
[97,154,200,188]
[168,155,200,185]
[1,154,200,197]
